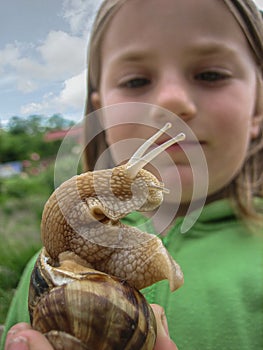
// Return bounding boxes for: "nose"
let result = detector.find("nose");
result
[154,74,197,121]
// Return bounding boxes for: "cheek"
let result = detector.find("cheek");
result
[98,103,138,144]
[104,125,141,165]
[205,86,255,150]
[105,126,130,145]
[201,92,256,194]
[216,114,250,148]
[210,125,250,195]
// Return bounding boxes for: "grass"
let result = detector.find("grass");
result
[0,151,82,325]
[0,166,54,324]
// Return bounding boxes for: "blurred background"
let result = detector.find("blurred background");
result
[0,0,263,333]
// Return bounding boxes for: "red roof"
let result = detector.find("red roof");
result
[44,126,82,142]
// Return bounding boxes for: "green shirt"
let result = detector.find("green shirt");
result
[1,200,263,350]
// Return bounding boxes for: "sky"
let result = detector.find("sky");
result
[0,0,263,126]
[0,0,103,125]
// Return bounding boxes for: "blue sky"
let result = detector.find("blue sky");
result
[0,0,263,126]
[0,0,103,126]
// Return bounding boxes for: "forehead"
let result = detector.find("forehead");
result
[100,0,251,56]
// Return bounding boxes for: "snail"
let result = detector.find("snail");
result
[28,123,185,350]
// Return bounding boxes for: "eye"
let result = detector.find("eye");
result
[121,77,151,89]
[195,71,230,82]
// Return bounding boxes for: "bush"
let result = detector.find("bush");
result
[0,165,55,323]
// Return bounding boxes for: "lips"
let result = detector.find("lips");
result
[155,139,203,152]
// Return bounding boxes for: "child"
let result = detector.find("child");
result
[2,0,263,349]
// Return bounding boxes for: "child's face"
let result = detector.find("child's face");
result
[92,0,261,204]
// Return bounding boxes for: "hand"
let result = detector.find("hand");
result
[5,323,53,350]
[5,307,178,350]
[151,304,178,350]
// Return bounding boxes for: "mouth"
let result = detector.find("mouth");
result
[155,139,205,153]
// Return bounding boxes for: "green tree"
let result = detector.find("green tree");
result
[7,116,28,135]
[46,114,74,131]
[26,115,45,134]
[1,114,76,164]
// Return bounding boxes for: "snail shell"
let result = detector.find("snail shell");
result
[28,124,184,350]
[29,249,156,350]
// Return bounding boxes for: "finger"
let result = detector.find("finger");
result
[154,336,179,350]
[5,324,54,350]
[151,304,170,337]
[151,304,178,350]
[5,323,32,348]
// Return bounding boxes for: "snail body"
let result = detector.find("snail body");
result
[29,123,184,350]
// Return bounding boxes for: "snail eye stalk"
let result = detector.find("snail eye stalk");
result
[126,123,185,178]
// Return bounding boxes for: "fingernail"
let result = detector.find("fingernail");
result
[160,310,170,337]
[7,336,29,350]
[7,329,18,337]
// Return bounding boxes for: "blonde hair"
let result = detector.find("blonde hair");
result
[83,0,263,223]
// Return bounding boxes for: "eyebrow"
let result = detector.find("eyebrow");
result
[107,48,155,65]
[107,41,243,67]
[185,41,241,58]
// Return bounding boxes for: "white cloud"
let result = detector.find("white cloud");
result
[0,1,95,120]
[0,30,87,95]
[20,70,86,121]
[254,0,263,9]
[0,44,20,70]
[20,101,46,116]
[56,70,86,109]
[37,31,86,77]
[62,0,103,36]
[17,79,37,93]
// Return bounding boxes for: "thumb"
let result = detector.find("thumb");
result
[5,323,54,350]
[151,304,178,350]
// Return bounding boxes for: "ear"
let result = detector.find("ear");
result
[91,92,102,111]
[91,91,106,130]
[250,115,262,139]
[251,74,263,139]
